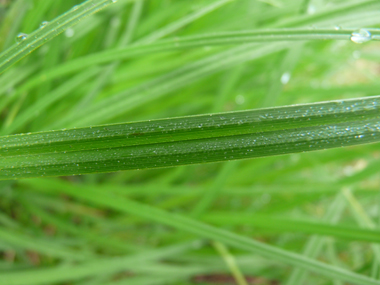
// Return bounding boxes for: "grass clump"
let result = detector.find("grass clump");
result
[0,0,380,284]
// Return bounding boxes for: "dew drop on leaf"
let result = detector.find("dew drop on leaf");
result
[39,21,49,28]
[15,33,28,43]
[350,29,371,44]
[280,72,291,85]
[65,28,75,38]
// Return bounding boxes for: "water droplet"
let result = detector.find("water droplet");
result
[280,72,291,85]
[307,4,316,15]
[65,28,75,38]
[111,0,118,3]
[72,5,79,11]
[16,33,28,43]
[334,25,342,30]
[39,21,49,28]
[235,94,245,105]
[350,29,371,44]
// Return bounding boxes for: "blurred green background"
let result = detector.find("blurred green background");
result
[1,0,380,284]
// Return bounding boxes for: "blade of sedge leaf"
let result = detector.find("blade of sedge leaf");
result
[0,0,118,74]
[1,96,380,180]
[34,185,380,285]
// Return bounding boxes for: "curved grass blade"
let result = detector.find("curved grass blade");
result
[0,0,118,74]
[1,96,380,180]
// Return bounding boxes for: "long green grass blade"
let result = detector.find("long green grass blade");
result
[1,96,380,180]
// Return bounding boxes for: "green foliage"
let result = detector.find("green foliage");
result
[0,0,380,284]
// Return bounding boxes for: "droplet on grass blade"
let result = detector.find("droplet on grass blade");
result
[280,72,291,85]
[15,33,28,43]
[39,21,49,28]
[350,29,372,44]
[307,4,316,14]
[65,28,75,38]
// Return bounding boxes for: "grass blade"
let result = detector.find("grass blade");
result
[1,96,380,179]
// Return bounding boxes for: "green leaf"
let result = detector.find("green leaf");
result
[1,96,380,180]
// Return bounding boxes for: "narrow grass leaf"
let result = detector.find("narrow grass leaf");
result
[1,96,380,179]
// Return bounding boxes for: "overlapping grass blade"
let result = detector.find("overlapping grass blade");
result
[0,226,94,260]
[5,28,378,103]
[284,194,346,285]
[0,0,118,74]
[27,183,379,285]
[0,241,197,285]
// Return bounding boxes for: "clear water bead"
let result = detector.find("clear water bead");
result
[16,33,28,43]
[111,0,118,2]
[39,21,49,28]
[350,29,372,44]
[280,72,291,85]
[65,28,75,38]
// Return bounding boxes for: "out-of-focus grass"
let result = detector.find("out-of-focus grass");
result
[1,0,380,284]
